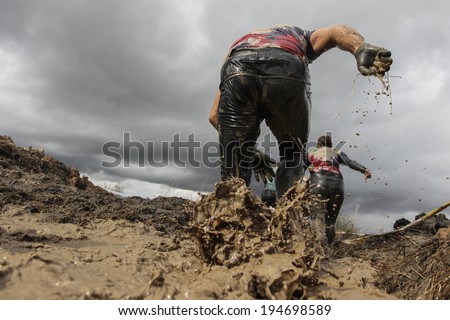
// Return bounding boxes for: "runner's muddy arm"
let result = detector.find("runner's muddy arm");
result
[209,89,220,130]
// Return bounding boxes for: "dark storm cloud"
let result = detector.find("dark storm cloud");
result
[1,0,449,230]
[0,0,216,176]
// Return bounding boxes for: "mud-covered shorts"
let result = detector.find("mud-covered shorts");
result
[218,47,312,187]
[309,170,345,225]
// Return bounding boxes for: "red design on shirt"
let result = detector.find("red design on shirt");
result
[308,147,342,174]
[230,26,315,62]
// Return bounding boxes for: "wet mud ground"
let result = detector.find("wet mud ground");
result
[0,135,448,299]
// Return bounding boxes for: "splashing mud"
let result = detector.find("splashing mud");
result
[336,73,394,119]
[189,178,325,266]
[374,73,393,114]
[188,178,327,299]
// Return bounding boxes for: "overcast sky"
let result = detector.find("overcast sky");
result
[1,0,449,232]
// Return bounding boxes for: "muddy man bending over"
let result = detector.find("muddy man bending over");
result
[209,25,392,198]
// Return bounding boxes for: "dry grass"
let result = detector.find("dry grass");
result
[376,236,449,299]
[335,214,360,234]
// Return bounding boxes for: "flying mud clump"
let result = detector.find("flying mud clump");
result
[187,178,330,299]
[189,178,326,267]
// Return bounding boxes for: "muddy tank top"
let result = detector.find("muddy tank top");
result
[229,25,317,62]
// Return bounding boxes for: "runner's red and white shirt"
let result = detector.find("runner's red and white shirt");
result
[308,147,346,174]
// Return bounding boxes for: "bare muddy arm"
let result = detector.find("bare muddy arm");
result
[209,89,220,130]
[310,25,392,76]
[310,25,365,55]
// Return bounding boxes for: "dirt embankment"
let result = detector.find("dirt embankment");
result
[0,135,448,299]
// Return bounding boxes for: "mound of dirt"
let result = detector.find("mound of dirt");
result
[0,136,190,232]
[0,135,448,299]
